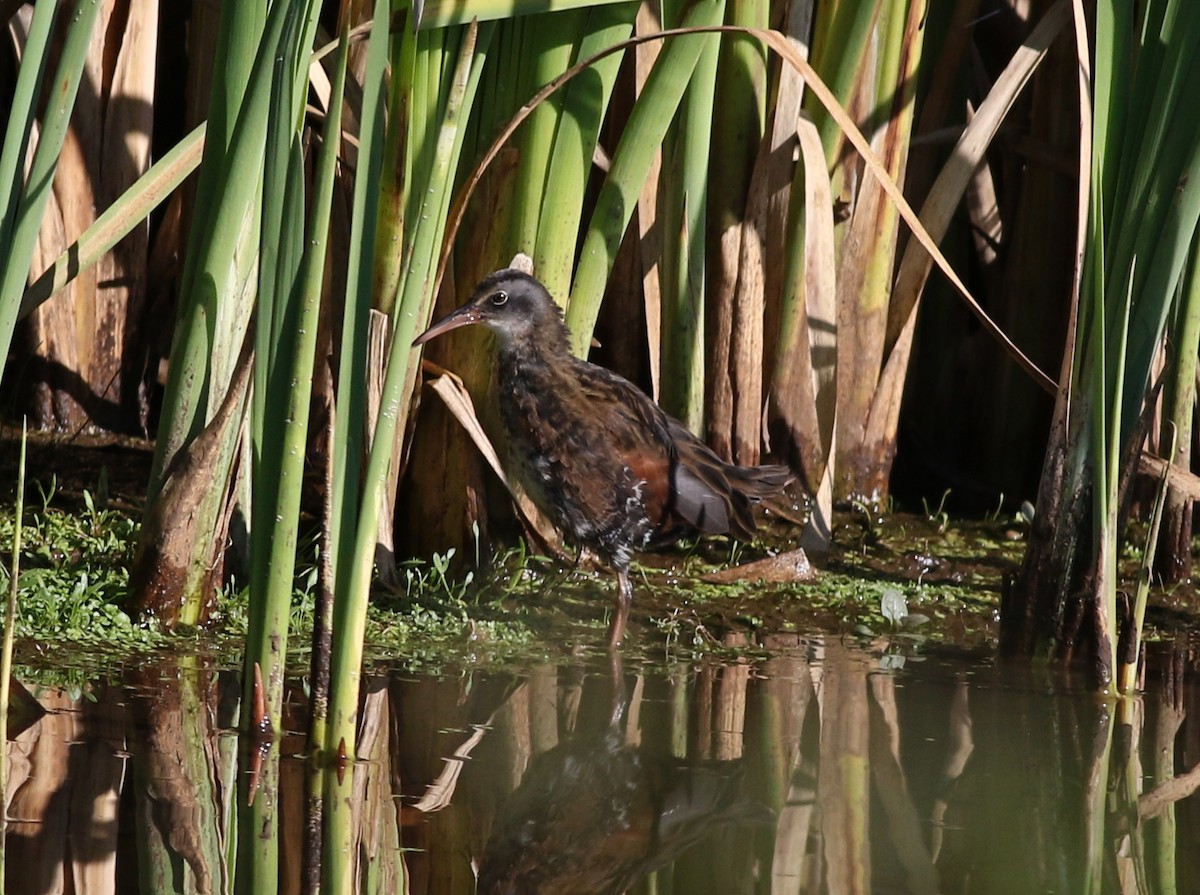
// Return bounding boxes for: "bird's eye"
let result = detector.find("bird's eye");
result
[490,290,509,307]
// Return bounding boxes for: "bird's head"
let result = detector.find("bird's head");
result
[413,269,569,351]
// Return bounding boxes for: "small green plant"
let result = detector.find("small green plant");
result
[36,476,56,514]
[400,549,476,604]
[921,489,952,533]
[0,490,158,651]
[986,492,1006,523]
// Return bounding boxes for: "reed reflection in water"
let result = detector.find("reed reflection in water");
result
[2,635,1199,894]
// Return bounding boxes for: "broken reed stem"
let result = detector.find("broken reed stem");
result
[0,418,27,875]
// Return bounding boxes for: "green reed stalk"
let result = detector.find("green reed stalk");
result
[318,23,398,887]
[533,2,637,301]
[0,0,102,387]
[421,0,628,27]
[324,21,492,889]
[1120,423,1173,694]
[511,9,583,256]
[393,21,496,465]
[236,4,324,891]
[327,0,391,611]
[1092,0,1200,690]
[0,3,56,247]
[247,0,326,732]
[372,1,417,320]
[567,0,726,355]
[134,0,278,627]
[0,419,25,882]
[21,124,205,316]
[326,21,492,758]
[1156,244,1200,581]
[656,0,723,431]
[1013,0,1200,686]
[805,0,877,167]
[1102,9,1200,442]
[149,0,271,502]
[1091,251,1125,693]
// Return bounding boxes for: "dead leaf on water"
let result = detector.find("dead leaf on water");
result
[701,547,817,585]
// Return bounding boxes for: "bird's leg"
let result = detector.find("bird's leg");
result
[607,566,633,649]
[608,648,628,729]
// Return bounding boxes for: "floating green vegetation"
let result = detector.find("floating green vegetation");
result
[12,485,1188,673]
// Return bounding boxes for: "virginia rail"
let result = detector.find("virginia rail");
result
[414,269,792,647]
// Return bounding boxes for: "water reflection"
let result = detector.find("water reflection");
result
[3,636,1199,894]
[477,655,768,894]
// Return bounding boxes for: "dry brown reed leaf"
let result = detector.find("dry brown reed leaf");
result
[794,117,836,546]
[422,362,565,559]
[861,0,1068,464]
[885,0,1070,363]
[709,202,736,459]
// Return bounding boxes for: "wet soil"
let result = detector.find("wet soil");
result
[0,425,154,515]
[4,430,1200,674]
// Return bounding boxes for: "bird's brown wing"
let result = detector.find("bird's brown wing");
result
[573,362,790,540]
[665,419,794,539]
[572,363,677,529]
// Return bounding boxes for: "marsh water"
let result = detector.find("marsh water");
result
[4,633,1199,894]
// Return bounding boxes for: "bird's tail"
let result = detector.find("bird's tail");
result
[669,421,796,539]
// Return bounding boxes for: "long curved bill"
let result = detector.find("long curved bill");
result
[413,305,483,345]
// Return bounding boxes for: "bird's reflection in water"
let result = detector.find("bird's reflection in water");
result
[477,656,769,895]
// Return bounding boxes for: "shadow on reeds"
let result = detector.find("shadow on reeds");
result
[3,633,1200,894]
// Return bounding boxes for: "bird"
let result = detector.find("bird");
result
[476,724,767,894]
[413,268,793,647]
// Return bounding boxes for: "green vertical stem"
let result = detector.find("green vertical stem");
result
[658,0,723,431]
[330,25,489,740]
[240,15,304,892]
[251,35,307,590]
[246,0,345,736]
[1098,265,1133,693]
[1119,423,1172,693]
[0,0,103,387]
[511,9,583,255]
[306,16,352,762]
[247,0,327,734]
[396,21,495,430]
[372,1,418,318]
[533,2,637,301]
[325,23,491,884]
[0,1,56,258]
[1118,115,1200,441]
[239,4,325,891]
[806,0,880,166]
[1088,265,1111,690]
[329,0,391,598]
[149,0,280,501]
[568,0,726,355]
[1156,244,1200,581]
[0,420,25,883]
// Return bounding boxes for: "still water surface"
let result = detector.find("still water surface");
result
[4,635,1198,894]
